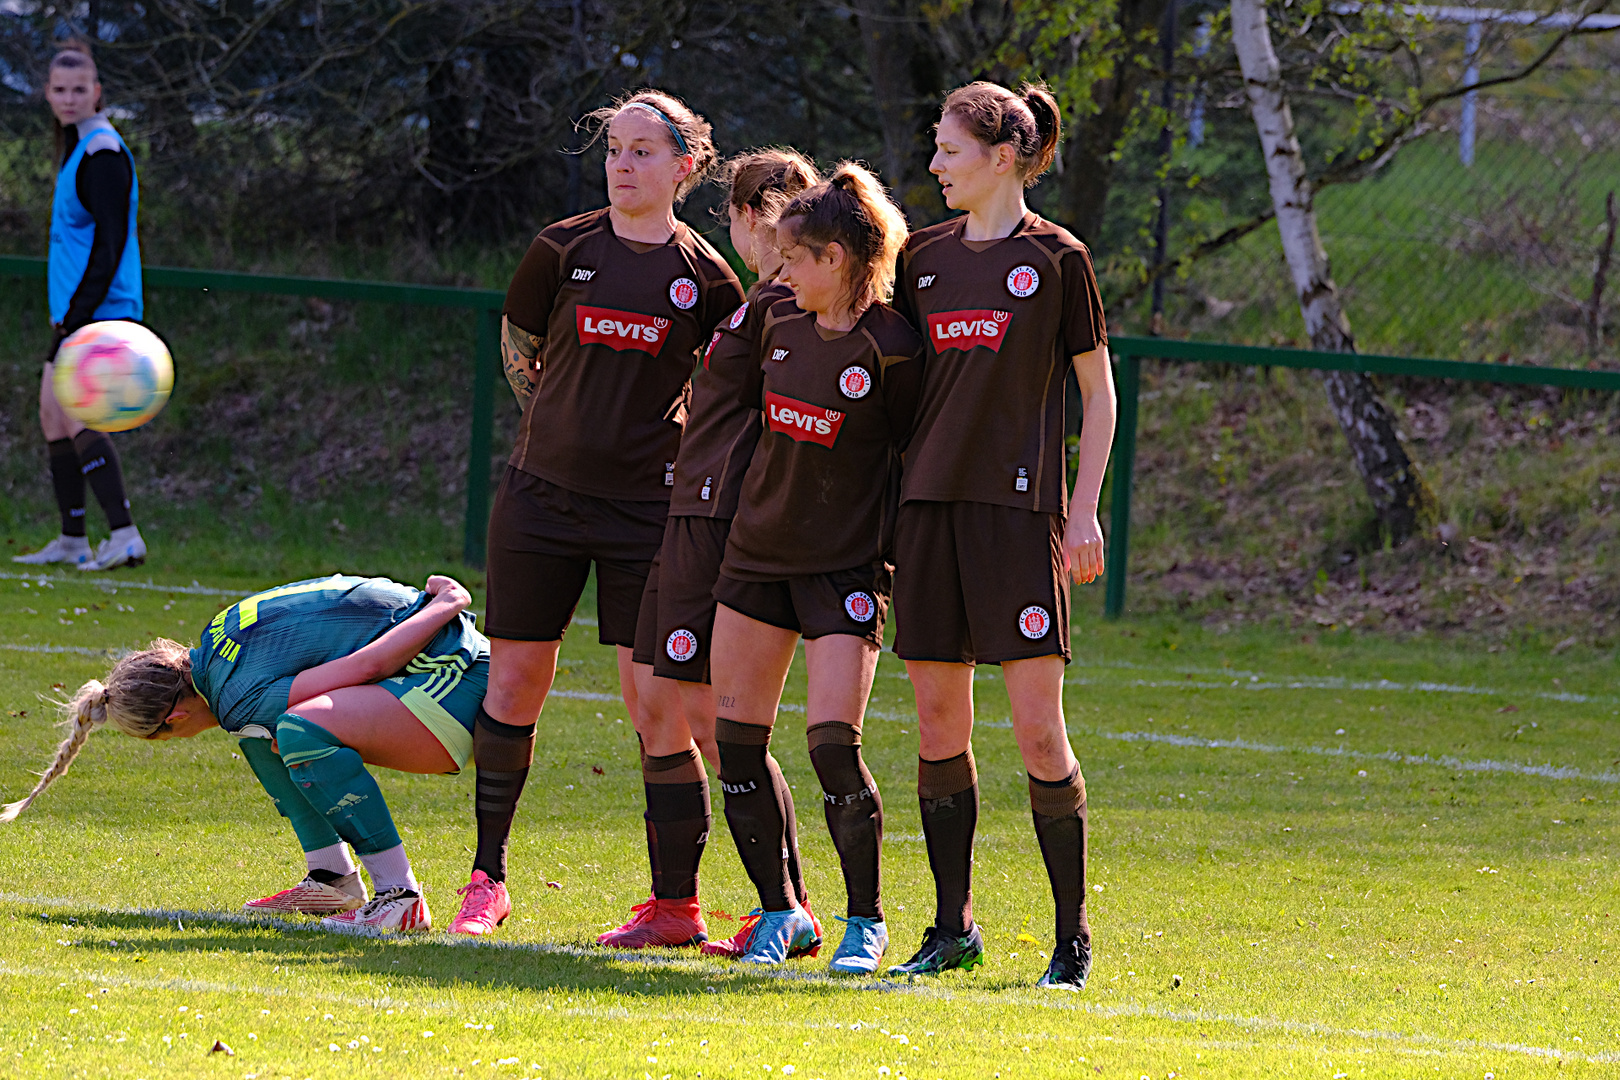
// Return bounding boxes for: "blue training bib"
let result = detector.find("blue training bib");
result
[48,115,142,325]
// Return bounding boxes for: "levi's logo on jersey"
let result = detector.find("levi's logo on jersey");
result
[766,391,845,448]
[576,306,669,355]
[572,268,596,281]
[926,309,1012,353]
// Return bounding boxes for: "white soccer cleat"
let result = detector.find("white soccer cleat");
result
[320,887,431,935]
[82,525,146,571]
[245,871,367,915]
[12,534,90,566]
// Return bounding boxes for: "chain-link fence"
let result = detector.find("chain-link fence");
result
[1100,55,1620,369]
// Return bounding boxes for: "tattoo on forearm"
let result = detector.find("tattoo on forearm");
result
[502,316,542,409]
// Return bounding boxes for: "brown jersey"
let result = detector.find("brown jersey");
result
[894,211,1107,514]
[722,300,924,580]
[503,208,745,501]
[668,278,794,519]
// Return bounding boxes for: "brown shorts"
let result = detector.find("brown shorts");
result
[632,515,732,683]
[713,562,891,646]
[892,500,1070,665]
[484,466,668,646]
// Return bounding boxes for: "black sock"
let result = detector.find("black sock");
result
[644,747,710,900]
[777,758,809,907]
[809,722,883,920]
[716,717,794,911]
[72,430,132,530]
[472,707,535,883]
[1030,764,1090,946]
[48,438,86,537]
[919,749,979,935]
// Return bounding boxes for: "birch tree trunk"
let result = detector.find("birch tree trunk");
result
[1230,0,1435,545]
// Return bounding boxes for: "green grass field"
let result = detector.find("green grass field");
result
[0,557,1614,1080]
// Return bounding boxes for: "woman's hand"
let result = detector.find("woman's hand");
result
[424,575,472,614]
[1064,509,1106,585]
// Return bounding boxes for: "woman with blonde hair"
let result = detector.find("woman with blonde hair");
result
[3,574,488,935]
[707,162,921,971]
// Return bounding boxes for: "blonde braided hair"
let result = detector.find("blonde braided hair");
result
[1,640,193,823]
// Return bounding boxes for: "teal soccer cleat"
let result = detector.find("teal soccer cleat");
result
[828,915,888,975]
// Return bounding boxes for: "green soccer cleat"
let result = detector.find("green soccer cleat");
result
[886,923,985,977]
[1036,936,1092,991]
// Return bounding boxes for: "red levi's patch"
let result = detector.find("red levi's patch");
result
[926,309,1012,353]
[576,306,669,355]
[765,391,845,449]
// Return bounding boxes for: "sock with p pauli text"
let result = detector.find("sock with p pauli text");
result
[644,746,711,900]
[71,429,132,530]
[716,717,795,911]
[1029,763,1090,946]
[919,749,979,935]
[48,438,86,538]
[809,721,883,920]
[472,706,536,883]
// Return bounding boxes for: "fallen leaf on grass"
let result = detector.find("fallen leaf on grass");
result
[707,908,736,922]
[1497,705,1519,713]
[546,881,562,889]
[592,766,604,775]
[209,1040,233,1055]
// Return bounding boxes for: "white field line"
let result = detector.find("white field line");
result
[2,893,1614,1065]
[0,571,250,597]
[0,642,116,657]
[1090,728,1620,784]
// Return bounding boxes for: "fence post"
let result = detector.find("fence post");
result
[463,307,500,569]
[1104,352,1141,619]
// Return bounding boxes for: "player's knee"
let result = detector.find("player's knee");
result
[275,715,347,769]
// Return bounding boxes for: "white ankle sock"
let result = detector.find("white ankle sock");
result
[359,844,419,893]
[304,842,357,878]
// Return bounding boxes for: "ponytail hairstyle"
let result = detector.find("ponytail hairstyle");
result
[940,81,1061,187]
[47,40,102,166]
[724,147,821,218]
[772,161,909,311]
[1,640,193,823]
[580,89,718,202]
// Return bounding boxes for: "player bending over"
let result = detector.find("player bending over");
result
[707,163,920,971]
[2,574,488,935]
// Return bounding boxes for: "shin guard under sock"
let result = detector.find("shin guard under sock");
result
[275,714,402,855]
[472,707,535,883]
[808,722,883,920]
[716,717,794,911]
[643,747,711,900]
[1030,764,1090,945]
[239,735,343,852]
[72,430,132,530]
[919,749,979,934]
[47,439,86,538]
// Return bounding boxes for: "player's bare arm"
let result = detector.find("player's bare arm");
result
[287,575,473,703]
[1065,344,1115,585]
[502,315,542,408]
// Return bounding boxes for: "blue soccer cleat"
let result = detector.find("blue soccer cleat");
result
[828,914,888,975]
[737,905,820,965]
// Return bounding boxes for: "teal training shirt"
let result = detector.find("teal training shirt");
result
[189,575,475,735]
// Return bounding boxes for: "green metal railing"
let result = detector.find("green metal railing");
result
[1102,335,1620,618]
[11,254,1615,591]
[0,255,504,567]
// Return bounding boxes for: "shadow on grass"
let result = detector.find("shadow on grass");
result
[20,905,906,1002]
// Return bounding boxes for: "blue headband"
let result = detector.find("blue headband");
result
[622,101,690,156]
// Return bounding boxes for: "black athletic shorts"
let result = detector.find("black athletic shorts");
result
[632,515,731,683]
[892,499,1070,665]
[484,466,668,646]
[713,562,891,647]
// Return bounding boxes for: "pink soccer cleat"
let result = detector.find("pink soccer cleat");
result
[320,887,431,935]
[596,896,708,949]
[244,871,367,915]
[449,870,512,936]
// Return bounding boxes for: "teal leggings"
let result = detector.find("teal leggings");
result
[269,713,403,856]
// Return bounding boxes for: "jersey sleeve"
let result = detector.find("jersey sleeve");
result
[698,261,747,339]
[504,233,564,338]
[1060,245,1108,357]
[733,298,778,410]
[878,336,926,451]
[891,247,919,330]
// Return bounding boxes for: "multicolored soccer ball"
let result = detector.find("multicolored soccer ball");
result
[52,321,173,432]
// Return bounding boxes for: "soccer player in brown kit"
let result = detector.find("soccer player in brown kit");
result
[447,90,744,936]
[600,149,823,950]
[708,164,921,971]
[886,82,1115,990]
